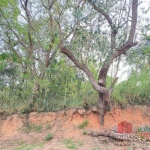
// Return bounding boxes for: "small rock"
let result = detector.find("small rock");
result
[91,106,98,112]
[85,109,92,115]
[78,109,86,115]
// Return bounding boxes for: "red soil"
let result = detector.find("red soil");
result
[0,106,150,150]
[1,106,150,138]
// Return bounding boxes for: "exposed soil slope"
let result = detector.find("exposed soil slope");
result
[0,106,150,150]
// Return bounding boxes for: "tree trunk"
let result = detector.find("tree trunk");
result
[97,58,111,125]
[97,90,110,125]
[97,95,105,125]
[29,82,40,107]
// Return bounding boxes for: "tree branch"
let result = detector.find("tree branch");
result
[60,46,108,94]
[109,77,119,90]
[128,0,138,42]
[88,130,133,141]
[41,0,55,10]
[5,33,25,69]
[115,0,138,54]
[87,0,113,26]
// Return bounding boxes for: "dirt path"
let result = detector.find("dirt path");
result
[0,135,130,150]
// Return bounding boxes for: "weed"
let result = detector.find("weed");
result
[63,138,83,149]
[13,142,43,150]
[44,133,54,141]
[45,123,51,130]
[13,144,27,150]
[64,138,76,149]
[77,140,83,146]
[82,130,87,135]
[21,123,42,133]
[32,124,42,132]
[92,148,101,150]
[78,120,88,129]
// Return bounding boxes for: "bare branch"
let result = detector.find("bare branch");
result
[87,0,113,27]
[88,130,133,141]
[109,77,119,90]
[118,20,129,29]
[128,0,138,42]
[113,0,138,58]
[41,0,55,10]
[115,41,138,54]
[59,0,70,18]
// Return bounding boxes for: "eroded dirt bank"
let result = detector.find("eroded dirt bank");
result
[0,106,150,150]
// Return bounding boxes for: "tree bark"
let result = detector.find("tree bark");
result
[97,93,109,125]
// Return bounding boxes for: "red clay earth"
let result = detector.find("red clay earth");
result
[0,106,150,150]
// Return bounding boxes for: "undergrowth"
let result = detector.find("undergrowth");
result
[0,67,149,114]
[44,133,54,141]
[63,138,83,149]
[78,120,89,129]
[13,142,43,150]
[21,124,42,133]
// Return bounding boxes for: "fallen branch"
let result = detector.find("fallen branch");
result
[87,130,134,141]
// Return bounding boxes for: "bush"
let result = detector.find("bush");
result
[112,69,150,105]
[44,133,54,141]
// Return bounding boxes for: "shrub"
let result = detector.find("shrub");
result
[44,133,54,141]
[78,120,89,129]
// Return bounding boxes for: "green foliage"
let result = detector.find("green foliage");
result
[0,0,149,114]
[0,52,9,60]
[19,105,30,114]
[13,142,43,150]
[0,57,98,113]
[63,138,83,149]
[78,120,89,129]
[112,69,150,105]
[92,148,101,150]
[44,133,54,141]
[0,0,15,8]
[112,42,150,106]
[82,130,87,135]
[22,124,42,133]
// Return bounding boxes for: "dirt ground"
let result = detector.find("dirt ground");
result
[1,106,150,150]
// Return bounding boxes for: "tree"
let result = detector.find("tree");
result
[0,0,88,106]
[60,0,138,125]
[0,0,140,125]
